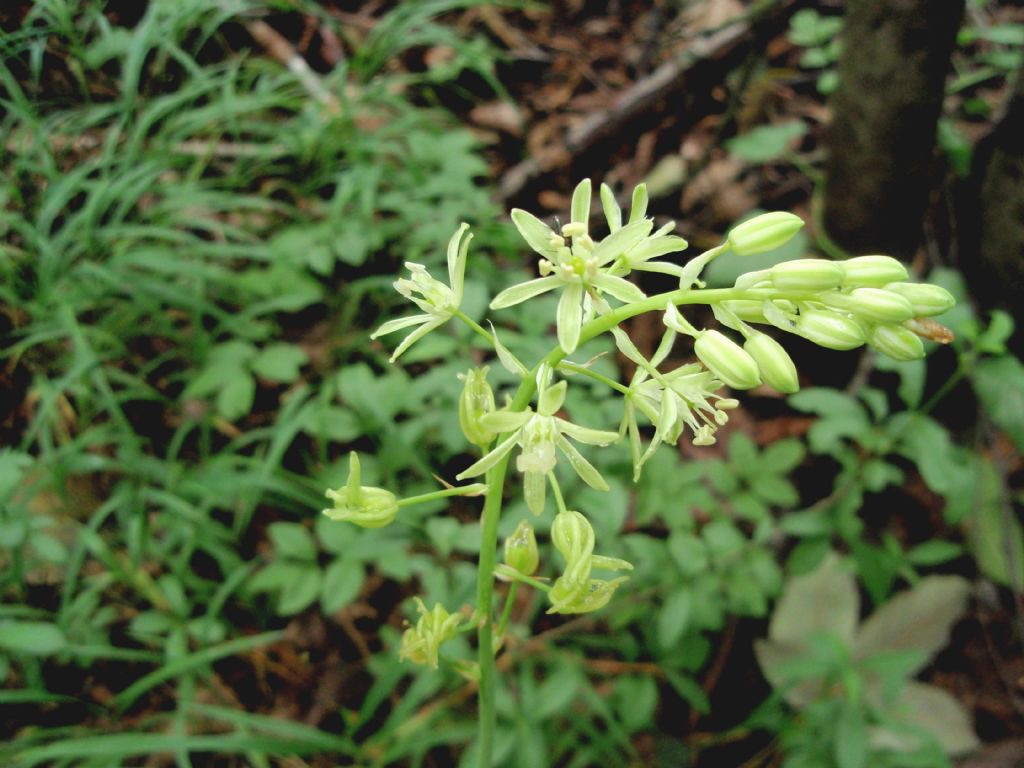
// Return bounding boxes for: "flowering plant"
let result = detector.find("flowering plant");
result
[322,180,955,766]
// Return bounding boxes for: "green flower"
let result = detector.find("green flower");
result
[456,375,618,514]
[490,180,687,354]
[371,223,472,362]
[323,452,399,528]
[399,599,463,669]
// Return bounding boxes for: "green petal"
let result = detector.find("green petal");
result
[628,235,688,263]
[556,418,619,446]
[488,322,529,376]
[456,431,520,479]
[538,379,567,417]
[557,283,584,354]
[389,317,446,362]
[523,470,547,515]
[628,183,648,223]
[556,435,609,491]
[447,223,472,300]
[571,179,592,225]
[480,410,532,433]
[600,183,622,232]
[511,209,559,257]
[592,219,653,266]
[371,313,431,339]
[591,273,646,304]
[490,276,561,310]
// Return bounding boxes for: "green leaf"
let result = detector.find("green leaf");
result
[657,588,693,649]
[727,121,808,163]
[757,439,805,474]
[968,456,1024,588]
[835,703,868,768]
[973,355,1024,453]
[906,540,961,567]
[320,558,364,613]
[887,681,979,756]
[667,531,708,576]
[702,519,745,558]
[770,552,858,647]
[251,345,308,383]
[268,523,318,561]
[853,576,970,673]
[216,374,255,422]
[277,565,322,615]
[0,621,68,656]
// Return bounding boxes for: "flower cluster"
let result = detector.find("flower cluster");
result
[547,510,633,614]
[399,598,464,669]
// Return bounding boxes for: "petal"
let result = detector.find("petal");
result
[591,273,646,304]
[628,183,649,223]
[556,435,610,491]
[556,418,619,446]
[388,317,445,362]
[538,379,567,417]
[627,235,688,264]
[510,209,559,258]
[480,410,532,433]
[557,283,584,354]
[611,326,648,369]
[571,179,592,225]
[591,219,653,266]
[600,183,622,233]
[446,223,472,299]
[633,261,685,277]
[490,275,561,310]
[523,469,547,515]
[488,322,529,376]
[371,314,431,339]
[590,555,634,571]
[456,430,520,479]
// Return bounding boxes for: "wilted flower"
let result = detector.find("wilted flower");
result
[323,452,400,528]
[371,223,472,362]
[547,509,632,615]
[399,598,463,669]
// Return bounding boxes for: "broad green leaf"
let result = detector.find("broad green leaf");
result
[216,373,255,422]
[727,120,808,163]
[770,552,858,647]
[0,621,68,656]
[320,558,364,613]
[251,344,308,383]
[968,456,1024,588]
[853,576,970,673]
[835,703,867,768]
[277,565,322,615]
[657,588,693,649]
[973,355,1024,453]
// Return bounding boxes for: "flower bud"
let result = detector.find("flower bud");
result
[882,282,955,317]
[770,259,844,292]
[458,367,496,447]
[794,309,866,350]
[744,332,800,393]
[868,324,925,361]
[727,212,805,256]
[840,255,908,287]
[722,300,768,323]
[504,520,539,576]
[399,598,463,669]
[828,287,915,324]
[323,452,400,528]
[694,330,762,390]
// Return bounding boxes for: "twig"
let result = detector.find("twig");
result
[245,20,339,114]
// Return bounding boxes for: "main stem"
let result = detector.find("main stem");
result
[472,283,764,766]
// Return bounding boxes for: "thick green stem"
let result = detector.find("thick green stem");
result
[472,282,762,766]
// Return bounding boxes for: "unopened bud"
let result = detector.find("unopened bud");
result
[882,282,956,317]
[695,330,762,390]
[828,287,915,324]
[504,520,539,576]
[794,309,866,350]
[458,367,496,447]
[399,598,463,669]
[770,259,844,292]
[727,212,805,256]
[722,300,768,323]
[840,255,908,287]
[868,324,926,361]
[744,332,800,393]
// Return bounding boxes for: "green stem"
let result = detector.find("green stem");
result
[558,360,632,395]
[397,484,487,507]
[473,281,776,767]
[454,309,495,345]
[495,582,519,645]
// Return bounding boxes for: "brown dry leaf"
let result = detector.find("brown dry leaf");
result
[469,101,525,137]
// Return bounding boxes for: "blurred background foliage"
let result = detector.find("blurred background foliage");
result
[1,1,1023,766]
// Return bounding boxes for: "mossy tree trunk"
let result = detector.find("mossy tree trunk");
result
[823,0,964,259]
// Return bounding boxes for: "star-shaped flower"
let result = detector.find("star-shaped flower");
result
[371,223,471,362]
[455,374,618,514]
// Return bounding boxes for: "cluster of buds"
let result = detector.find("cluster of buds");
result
[399,598,464,669]
[726,254,955,361]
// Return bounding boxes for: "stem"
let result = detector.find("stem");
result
[397,484,487,507]
[558,360,632,395]
[472,281,778,766]
[495,582,519,644]
[454,309,495,345]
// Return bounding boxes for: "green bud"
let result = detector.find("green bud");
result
[504,520,539,576]
[458,367,496,447]
[840,255,908,287]
[727,212,805,256]
[828,287,915,324]
[399,598,463,669]
[794,309,866,350]
[722,299,768,324]
[882,282,956,317]
[744,332,799,393]
[323,452,400,528]
[694,330,762,390]
[769,259,844,292]
[868,324,925,361]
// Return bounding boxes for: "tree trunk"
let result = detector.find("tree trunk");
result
[962,61,1024,332]
[823,0,964,259]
